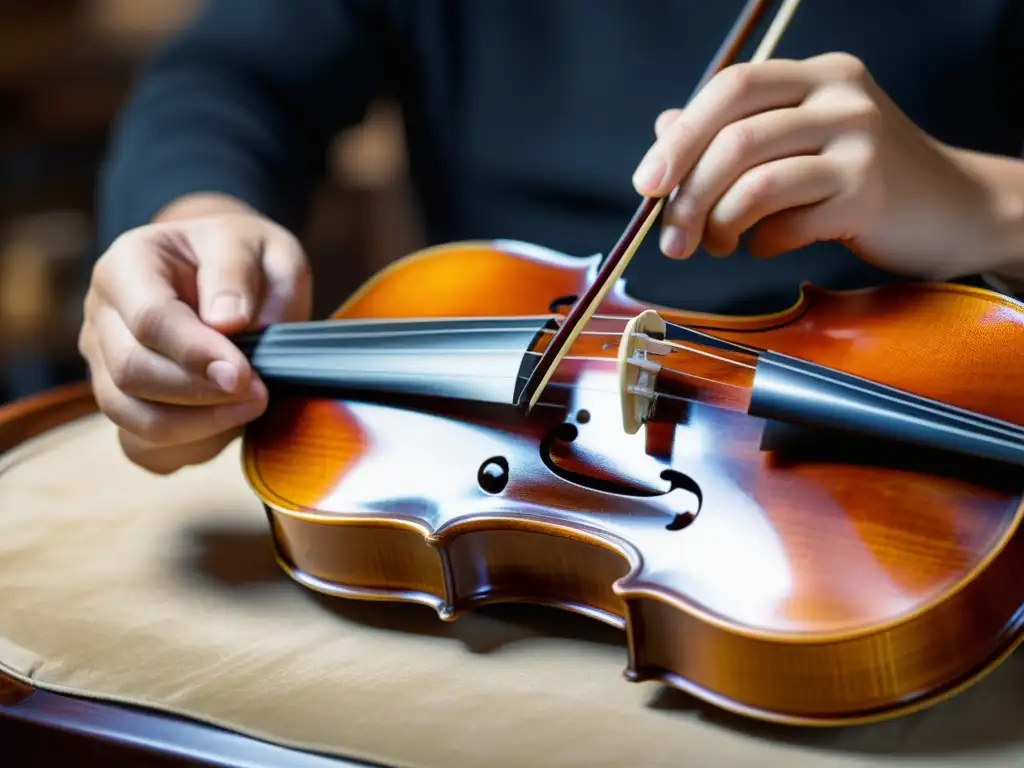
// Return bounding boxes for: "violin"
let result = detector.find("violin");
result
[233,0,1024,726]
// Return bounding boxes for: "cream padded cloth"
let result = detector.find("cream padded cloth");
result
[2,413,1024,767]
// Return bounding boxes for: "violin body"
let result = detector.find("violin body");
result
[241,239,1024,726]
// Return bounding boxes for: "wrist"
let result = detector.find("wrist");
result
[939,145,1024,280]
[153,193,257,224]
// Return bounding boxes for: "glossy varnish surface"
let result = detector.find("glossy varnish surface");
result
[242,240,1024,725]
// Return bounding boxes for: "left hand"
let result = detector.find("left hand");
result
[633,53,994,279]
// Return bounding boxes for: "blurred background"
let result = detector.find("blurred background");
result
[0,0,422,406]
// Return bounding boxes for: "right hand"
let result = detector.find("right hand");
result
[79,194,312,474]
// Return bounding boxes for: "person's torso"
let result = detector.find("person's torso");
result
[381,0,1024,314]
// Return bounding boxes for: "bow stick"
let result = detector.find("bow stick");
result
[516,0,803,413]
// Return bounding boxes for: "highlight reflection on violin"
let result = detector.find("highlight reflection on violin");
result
[77,0,1024,727]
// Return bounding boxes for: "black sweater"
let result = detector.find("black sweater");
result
[98,0,1024,314]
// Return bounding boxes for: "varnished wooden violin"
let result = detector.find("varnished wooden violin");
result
[232,0,1024,726]
[236,237,1024,727]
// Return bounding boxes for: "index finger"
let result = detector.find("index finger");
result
[93,243,254,392]
[633,59,815,198]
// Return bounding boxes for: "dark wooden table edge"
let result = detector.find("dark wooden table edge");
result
[0,384,389,767]
[0,687,385,767]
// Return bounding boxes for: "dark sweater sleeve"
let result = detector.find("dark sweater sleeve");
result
[96,0,385,250]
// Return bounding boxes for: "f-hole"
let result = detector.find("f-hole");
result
[539,422,703,528]
[665,512,693,531]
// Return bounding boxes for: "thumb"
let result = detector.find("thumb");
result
[191,227,264,333]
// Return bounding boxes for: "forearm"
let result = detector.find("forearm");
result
[96,0,384,250]
[940,145,1024,283]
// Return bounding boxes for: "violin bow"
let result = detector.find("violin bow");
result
[516,0,803,413]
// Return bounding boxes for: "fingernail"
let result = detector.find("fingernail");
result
[207,294,247,325]
[633,153,666,194]
[207,360,240,393]
[660,226,687,258]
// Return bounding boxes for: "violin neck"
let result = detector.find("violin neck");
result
[231,316,553,406]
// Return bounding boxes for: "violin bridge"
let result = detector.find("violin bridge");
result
[617,310,670,434]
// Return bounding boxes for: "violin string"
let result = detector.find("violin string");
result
[252,339,1024,444]
[248,334,753,370]
[250,311,743,336]
[250,307,757,342]
[248,319,757,371]
[245,309,760,357]
[264,368,738,414]
[252,352,753,393]
[517,381,731,412]
[259,352,1024,444]
[247,315,1024,442]
[262,356,1024,445]
[250,335,756,401]
[251,344,1024,444]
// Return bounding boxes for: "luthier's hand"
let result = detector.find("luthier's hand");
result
[79,193,312,474]
[633,53,1016,280]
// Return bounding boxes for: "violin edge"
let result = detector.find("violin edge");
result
[249,472,1024,643]
[327,237,1024,327]
[257,494,1024,728]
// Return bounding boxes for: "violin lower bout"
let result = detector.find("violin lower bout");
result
[259,493,1024,726]
[242,238,1024,726]
[246,393,1024,727]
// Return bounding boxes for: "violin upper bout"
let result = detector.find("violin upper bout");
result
[331,239,601,321]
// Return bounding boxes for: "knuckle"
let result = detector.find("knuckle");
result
[843,94,883,133]
[718,121,755,158]
[665,116,697,150]
[89,228,150,302]
[92,387,138,436]
[88,251,116,290]
[655,108,683,137]
[81,283,99,317]
[106,343,147,392]
[77,325,94,361]
[824,52,869,83]
[133,411,176,446]
[96,388,173,445]
[284,241,312,281]
[846,144,878,189]
[740,167,776,205]
[716,63,755,102]
[101,228,146,268]
[665,196,698,230]
[126,301,171,348]
[118,432,180,476]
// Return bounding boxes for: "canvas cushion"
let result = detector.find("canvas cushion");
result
[1,413,1023,767]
